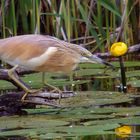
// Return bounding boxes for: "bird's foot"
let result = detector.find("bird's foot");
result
[21,89,41,102]
[50,87,62,93]
[44,82,63,103]
[44,82,62,93]
[50,87,62,104]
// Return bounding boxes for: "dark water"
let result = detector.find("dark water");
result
[1,91,140,139]
[0,116,140,140]
[0,134,140,140]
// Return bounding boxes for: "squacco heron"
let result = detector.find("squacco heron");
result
[0,34,114,101]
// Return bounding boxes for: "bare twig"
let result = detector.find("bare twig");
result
[96,43,140,58]
[83,0,95,44]
[116,0,127,42]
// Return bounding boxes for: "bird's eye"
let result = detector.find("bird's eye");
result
[80,47,92,57]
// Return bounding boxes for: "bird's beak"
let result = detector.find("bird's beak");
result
[90,55,115,70]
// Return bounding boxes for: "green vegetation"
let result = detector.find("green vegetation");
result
[0,91,140,139]
[0,0,139,46]
[0,1,140,139]
[0,0,139,91]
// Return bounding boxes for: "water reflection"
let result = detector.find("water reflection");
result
[1,125,140,140]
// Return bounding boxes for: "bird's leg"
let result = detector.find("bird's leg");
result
[42,72,62,93]
[8,65,39,101]
[44,82,62,103]
[42,72,62,103]
[45,83,62,93]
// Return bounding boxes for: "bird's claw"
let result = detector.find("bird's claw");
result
[21,89,41,102]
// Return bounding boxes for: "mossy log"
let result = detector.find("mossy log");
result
[0,69,76,116]
[0,90,76,116]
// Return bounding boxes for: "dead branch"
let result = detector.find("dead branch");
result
[96,43,140,58]
[0,68,76,116]
[0,69,31,89]
[0,90,76,116]
[0,91,76,107]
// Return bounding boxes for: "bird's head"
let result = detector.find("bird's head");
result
[62,42,115,70]
[88,55,115,70]
[78,46,115,70]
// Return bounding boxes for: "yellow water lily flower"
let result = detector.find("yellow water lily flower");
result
[115,125,132,138]
[110,42,128,56]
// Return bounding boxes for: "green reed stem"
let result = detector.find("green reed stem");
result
[11,0,17,35]
[1,0,6,38]
[35,0,40,33]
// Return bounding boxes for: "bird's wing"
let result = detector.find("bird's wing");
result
[0,35,49,60]
[0,35,81,71]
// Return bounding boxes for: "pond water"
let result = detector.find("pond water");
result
[0,107,140,140]
[1,132,140,140]
[1,91,140,139]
